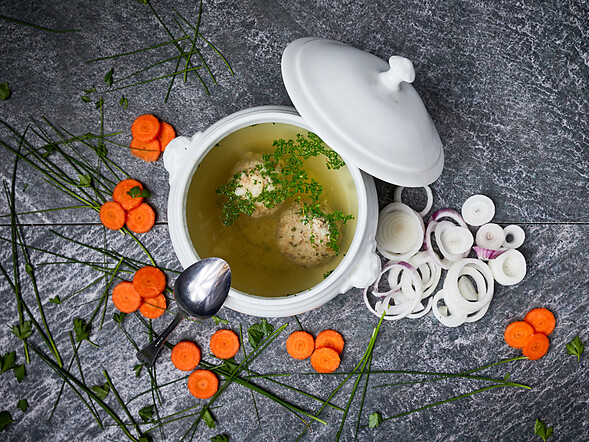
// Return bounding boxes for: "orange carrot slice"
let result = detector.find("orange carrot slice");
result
[524,308,556,336]
[126,202,155,234]
[187,369,218,399]
[157,121,176,152]
[522,332,550,360]
[112,179,144,211]
[131,114,160,142]
[130,138,160,162]
[139,293,166,319]
[171,341,201,371]
[504,321,534,349]
[99,201,126,230]
[133,266,166,299]
[111,281,142,313]
[315,330,345,355]
[209,329,240,360]
[310,347,341,373]
[286,331,315,360]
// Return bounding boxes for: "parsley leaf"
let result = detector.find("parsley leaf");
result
[13,365,25,383]
[119,95,128,110]
[0,351,16,374]
[77,173,92,187]
[534,418,553,441]
[49,296,61,305]
[566,336,585,362]
[11,321,33,341]
[17,399,28,413]
[247,319,274,349]
[95,97,104,109]
[138,404,154,422]
[104,68,114,87]
[211,435,229,442]
[95,142,107,157]
[73,318,98,347]
[0,83,10,100]
[127,186,150,199]
[0,410,14,431]
[368,412,382,429]
[211,316,228,325]
[81,95,92,103]
[203,408,216,429]
[91,383,110,400]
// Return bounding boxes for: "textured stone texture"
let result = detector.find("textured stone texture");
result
[0,1,588,441]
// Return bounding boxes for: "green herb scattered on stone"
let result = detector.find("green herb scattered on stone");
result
[534,418,554,441]
[566,336,584,362]
[0,83,11,100]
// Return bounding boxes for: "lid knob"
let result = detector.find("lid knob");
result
[379,56,415,92]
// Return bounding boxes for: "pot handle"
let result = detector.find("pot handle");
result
[163,132,202,184]
[339,240,381,293]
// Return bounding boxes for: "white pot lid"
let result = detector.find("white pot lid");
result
[281,37,444,186]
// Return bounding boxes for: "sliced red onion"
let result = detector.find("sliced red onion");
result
[461,194,495,226]
[473,246,507,261]
[431,208,467,228]
[393,185,433,218]
[376,203,424,261]
[475,223,505,250]
[488,249,526,286]
[502,225,525,249]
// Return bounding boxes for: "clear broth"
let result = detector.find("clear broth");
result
[186,123,358,297]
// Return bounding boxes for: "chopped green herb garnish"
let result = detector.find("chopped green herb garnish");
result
[203,408,216,429]
[11,321,32,341]
[133,364,143,378]
[247,319,274,349]
[211,435,229,442]
[368,412,382,428]
[49,296,61,305]
[138,404,154,422]
[113,312,126,324]
[13,364,25,382]
[0,351,16,374]
[566,336,584,362]
[119,95,128,110]
[0,410,14,432]
[212,316,229,325]
[73,318,98,347]
[127,186,150,199]
[0,83,10,100]
[91,382,110,400]
[104,68,114,87]
[77,174,92,187]
[16,399,28,413]
[534,418,554,441]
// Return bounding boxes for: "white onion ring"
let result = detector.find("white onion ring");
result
[502,225,525,249]
[424,220,449,270]
[407,251,442,299]
[443,259,494,314]
[393,185,433,218]
[376,203,425,261]
[435,221,472,262]
[475,223,505,250]
[488,249,526,286]
[458,275,478,301]
[461,194,495,226]
[431,208,467,229]
[432,290,467,327]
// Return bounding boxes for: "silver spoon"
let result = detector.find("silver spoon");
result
[136,257,231,367]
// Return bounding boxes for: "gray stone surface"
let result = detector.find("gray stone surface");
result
[0,1,588,441]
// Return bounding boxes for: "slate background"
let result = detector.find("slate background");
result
[0,0,587,441]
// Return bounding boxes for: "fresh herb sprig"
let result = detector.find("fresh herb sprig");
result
[535,418,554,441]
[566,336,584,362]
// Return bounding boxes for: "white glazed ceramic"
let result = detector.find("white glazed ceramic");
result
[164,105,381,317]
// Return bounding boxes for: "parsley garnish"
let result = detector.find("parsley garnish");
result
[0,82,10,100]
[73,318,98,348]
[17,399,28,413]
[566,336,584,362]
[133,364,143,378]
[0,351,16,374]
[0,410,14,431]
[211,316,229,325]
[127,186,150,199]
[211,435,229,442]
[203,408,216,429]
[13,365,25,383]
[49,296,61,305]
[534,418,553,441]
[247,319,274,349]
[138,404,154,422]
[11,321,33,341]
[77,174,92,187]
[119,95,128,110]
[368,412,382,429]
[104,68,114,87]
[91,382,110,400]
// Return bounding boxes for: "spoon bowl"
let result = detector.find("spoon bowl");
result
[136,257,231,366]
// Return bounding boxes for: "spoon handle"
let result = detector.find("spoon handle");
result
[136,312,184,367]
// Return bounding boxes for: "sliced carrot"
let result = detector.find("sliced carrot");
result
[126,202,155,234]
[99,201,126,230]
[187,369,218,399]
[131,114,160,142]
[209,329,240,360]
[504,321,534,349]
[157,121,176,152]
[524,308,556,336]
[130,138,161,162]
[286,331,315,360]
[112,281,142,313]
[139,293,166,319]
[112,179,144,211]
[310,347,341,373]
[171,341,201,371]
[522,332,550,360]
[133,266,166,299]
[315,330,345,355]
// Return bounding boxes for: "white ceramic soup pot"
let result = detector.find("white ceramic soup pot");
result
[164,105,381,317]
